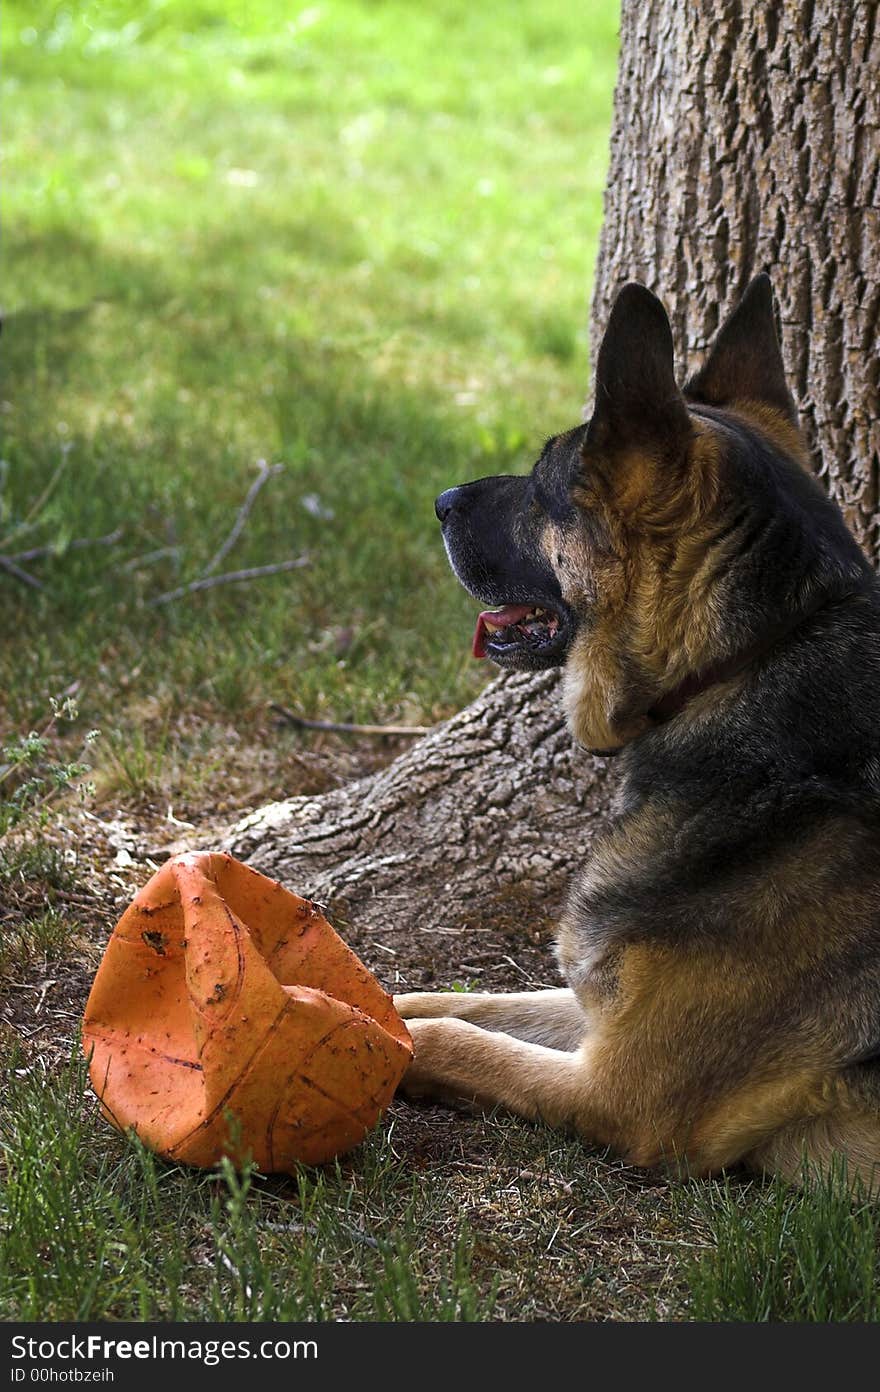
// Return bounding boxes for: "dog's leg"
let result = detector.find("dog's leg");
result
[394,988,588,1050]
[399,1016,592,1134]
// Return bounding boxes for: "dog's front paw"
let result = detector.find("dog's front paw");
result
[394,991,449,1020]
[397,1018,443,1098]
[397,1017,474,1101]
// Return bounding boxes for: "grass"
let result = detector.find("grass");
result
[0,1052,659,1322]
[2,0,618,760]
[0,907,78,972]
[4,1043,880,1322]
[683,1169,880,1321]
[0,1052,499,1322]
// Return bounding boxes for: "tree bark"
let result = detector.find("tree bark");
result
[229,671,615,934]
[593,0,879,550]
[227,0,879,933]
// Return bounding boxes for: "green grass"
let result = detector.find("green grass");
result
[1,0,618,753]
[1,1050,645,1323]
[683,1170,880,1321]
[0,1052,497,1320]
[0,907,78,972]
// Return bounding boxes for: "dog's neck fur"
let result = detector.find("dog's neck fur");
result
[613,579,880,812]
[645,582,870,729]
[565,577,871,760]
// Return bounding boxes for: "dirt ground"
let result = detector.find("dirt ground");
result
[3,725,565,1041]
[1,727,701,1321]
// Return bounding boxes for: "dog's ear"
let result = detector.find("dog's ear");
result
[685,274,798,423]
[586,282,691,458]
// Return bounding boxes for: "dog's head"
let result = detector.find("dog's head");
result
[438,276,869,753]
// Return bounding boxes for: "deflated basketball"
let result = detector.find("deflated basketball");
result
[82,851,412,1170]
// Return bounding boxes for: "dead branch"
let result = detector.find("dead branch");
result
[268,703,430,737]
[204,460,285,575]
[149,556,310,607]
[119,545,181,573]
[11,527,125,563]
[1,456,293,606]
[0,554,44,590]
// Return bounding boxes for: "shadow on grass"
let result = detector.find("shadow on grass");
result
[1,217,525,720]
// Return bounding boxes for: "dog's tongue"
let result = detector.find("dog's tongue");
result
[472,604,533,659]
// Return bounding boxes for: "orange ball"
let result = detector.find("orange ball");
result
[82,851,412,1169]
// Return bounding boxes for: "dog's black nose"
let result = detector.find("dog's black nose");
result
[435,487,459,523]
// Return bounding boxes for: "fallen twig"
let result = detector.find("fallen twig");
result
[149,556,310,607]
[204,459,284,575]
[11,526,125,563]
[268,702,430,737]
[119,545,181,573]
[517,1168,575,1194]
[0,554,44,590]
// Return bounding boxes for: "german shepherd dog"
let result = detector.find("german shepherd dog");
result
[394,276,880,1184]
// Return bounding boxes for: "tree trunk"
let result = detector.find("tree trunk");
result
[227,0,879,933]
[229,671,616,934]
[593,0,879,552]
